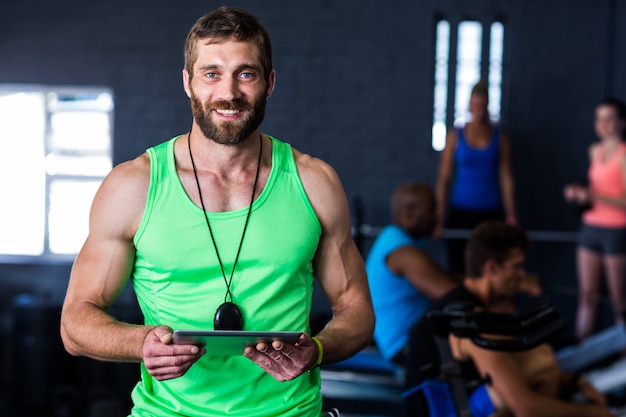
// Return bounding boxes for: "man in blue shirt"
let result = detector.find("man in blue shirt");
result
[366,182,456,364]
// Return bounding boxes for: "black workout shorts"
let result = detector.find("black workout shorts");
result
[579,224,626,255]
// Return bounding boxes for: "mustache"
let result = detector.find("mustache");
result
[209,100,252,111]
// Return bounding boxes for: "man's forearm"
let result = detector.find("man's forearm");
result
[61,301,153,362]
[314,302,374,365]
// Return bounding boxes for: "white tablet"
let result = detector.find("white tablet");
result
[172,330,303,356]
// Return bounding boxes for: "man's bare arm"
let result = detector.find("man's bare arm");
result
[386,246,456,299]
[300,153,375,364]
[60,155,203,379]
[462,341,615,417]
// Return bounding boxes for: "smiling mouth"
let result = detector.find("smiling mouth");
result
[214,109,242,116]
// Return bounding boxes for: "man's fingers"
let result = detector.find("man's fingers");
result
[255,341,295,364]
[245,346,280,369]
[145,341,200,357]
[146,352,201,367]
[272,340,299,359]
[244,341,311,382]
[144,348,205,381]
[142,327,205,381]
[150,325,174,343]
[159,331,173,344]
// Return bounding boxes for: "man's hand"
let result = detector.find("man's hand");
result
[244,333,318,381]
[142,325,205,381]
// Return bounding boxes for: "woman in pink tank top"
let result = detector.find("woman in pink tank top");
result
[564,97,626,340]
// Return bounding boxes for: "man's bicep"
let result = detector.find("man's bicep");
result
[311,201,371,316]
[314,228,369,307]
[65,162,145,309]
[66,234,135,310]
[388,246,454,298]
[304,161,359,292]
[296,154,372,322]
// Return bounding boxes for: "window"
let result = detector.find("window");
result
[432,21,451,152]
[0,86,113,259]
[431,20,505,151]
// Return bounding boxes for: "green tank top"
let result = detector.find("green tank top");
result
[129,135,323,417]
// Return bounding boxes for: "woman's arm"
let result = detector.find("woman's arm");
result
[434,128,458,236]
[498,131,517,224]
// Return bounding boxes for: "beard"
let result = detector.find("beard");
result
[190,88,267,145]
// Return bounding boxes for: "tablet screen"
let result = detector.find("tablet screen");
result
[172,330,303,356]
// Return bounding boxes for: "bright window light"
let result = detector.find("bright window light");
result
[0,86,113,258]
[454,21,483,127]
[0,93,46,255]
[432,20,450,152]
[488,22,504,123]
[49,180,102,254]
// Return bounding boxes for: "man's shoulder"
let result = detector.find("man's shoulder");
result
[378,225,406,239]
[266,137,336,181]
[290,145,331,171]
[370,226,416,252]
[109,153,150,183]
[288,145,341,195]
[97,154,150,222]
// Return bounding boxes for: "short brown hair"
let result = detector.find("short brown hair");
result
[184,6,273,82]
[465,220,529,277]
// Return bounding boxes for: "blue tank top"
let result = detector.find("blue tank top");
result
[450,127,502,211]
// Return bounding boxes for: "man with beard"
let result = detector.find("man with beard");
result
[60,6,374,417]
[365,182,456,364]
